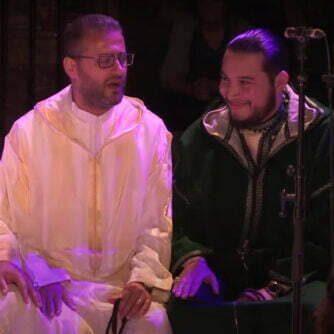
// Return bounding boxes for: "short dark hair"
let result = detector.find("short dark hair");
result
[62,14,122,58]
[227,28,288,78]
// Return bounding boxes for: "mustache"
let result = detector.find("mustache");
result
[105,78,125,85]
[225,99,249,106]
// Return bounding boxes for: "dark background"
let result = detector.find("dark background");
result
[0,0,333,150]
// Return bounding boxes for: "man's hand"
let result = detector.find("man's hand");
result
[0,261,41,307]
[172,257,219,299]
[119,282,152,319]
[235,287,275,303]
[39,282,76,319]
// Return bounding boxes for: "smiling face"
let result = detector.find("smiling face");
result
[219,50,288,127]
[64,30,127,115]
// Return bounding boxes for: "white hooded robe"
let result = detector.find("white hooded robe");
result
[0,86,173,334]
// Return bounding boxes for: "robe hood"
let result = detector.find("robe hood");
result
[34,85,148,146]
[201,84,328,169]
[203,85,326,140]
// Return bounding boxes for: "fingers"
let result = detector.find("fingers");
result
[39,282,67,319]
[172,259,220,299]
[171,269,190,298]
[119,289,137,319]
[0,276,8,296]
[27,283,42,308]
[179,283,192,299]
[46,294,55,318]
[62,291,76,312]
[0,261,39,306]
[119,288,129,316]
[119,283,151,319]
[172,277,181,296]
[188,277,203,297]
[14,273,30,304]
[40,293,56,319]
[207,274,220,295]
[40,293,47,315]
[172,277,193,299]
[126,295,151,318]
[172,264,204,299]
[39,295,55,319]
[140,296,151,315]
[236,295,252,303]
[54,291,63,316]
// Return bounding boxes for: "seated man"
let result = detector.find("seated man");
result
[0,14,172,333]
[170,28,330,333]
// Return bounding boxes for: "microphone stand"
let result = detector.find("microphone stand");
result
[291,37,308,334]
[284,26,332,334]
[321,35,334,279]
[321,70,334,333]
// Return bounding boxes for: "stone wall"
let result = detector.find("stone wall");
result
[1,0,333,148]
[0,0,121,148]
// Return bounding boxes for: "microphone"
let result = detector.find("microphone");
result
[284,26,326,41]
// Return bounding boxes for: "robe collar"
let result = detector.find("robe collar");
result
[202,84,326,170]
[32,85,146,154]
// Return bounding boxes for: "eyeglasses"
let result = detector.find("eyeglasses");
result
[70,52,135,68]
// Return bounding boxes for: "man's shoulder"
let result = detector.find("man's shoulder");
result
[285,85,330,132]
[9,109,40,138]
[181,118,204,141]
[181,105,228,144]
[10,87,70,133]
[123,96,169,132]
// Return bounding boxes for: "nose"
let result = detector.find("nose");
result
[112,58,126,75]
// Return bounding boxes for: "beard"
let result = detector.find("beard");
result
[77,67,126,112]
[87,80,125,110]
[229,86,277,129]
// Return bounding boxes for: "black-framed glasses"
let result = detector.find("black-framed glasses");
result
[70,52,135,68]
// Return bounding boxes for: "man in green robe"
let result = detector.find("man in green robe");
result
[170,28,331,333]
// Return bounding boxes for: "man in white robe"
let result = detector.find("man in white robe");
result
[0,14,172,334]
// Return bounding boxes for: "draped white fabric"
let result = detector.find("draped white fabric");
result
[0,86,173,333]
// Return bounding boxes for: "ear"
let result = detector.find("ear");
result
[274,70,289,92]
[63,57,77,81]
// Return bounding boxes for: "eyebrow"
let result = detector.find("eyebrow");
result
[220,72,255,81]
[238,76,255,81]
